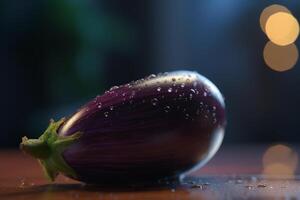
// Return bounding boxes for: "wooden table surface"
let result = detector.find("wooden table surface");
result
[1,145,300,200]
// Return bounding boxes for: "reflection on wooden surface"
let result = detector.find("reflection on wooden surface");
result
[1,146,300,199]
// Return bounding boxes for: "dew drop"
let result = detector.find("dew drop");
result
[235,179,244,184]
[168,88,173,93]
[181,83,185,88]
[257,184,267,188]
[164,106,170,113]
[151,98,158,106]
[212,106,216,111]
[110,106,114,111]
[185,113,190,119]
[122,93,126,97]
[245,185,254,190]
[110,86,119,91]
[148,74,156,79]
[157,87,161,92]
[190,89,196,93]
[189,94,193,99]
[203,92,207,97]
[19,178,27,188]
[97,103,102,108]
[191,184,203,189]
[104,112,109,117]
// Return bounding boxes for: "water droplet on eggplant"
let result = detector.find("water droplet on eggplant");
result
[164,106,170,113]
[104,112,109,117]
[151,98,158,106]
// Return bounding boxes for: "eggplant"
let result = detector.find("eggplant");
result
[20,71,226,185]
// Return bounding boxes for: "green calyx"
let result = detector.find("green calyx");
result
[20,118,82,181]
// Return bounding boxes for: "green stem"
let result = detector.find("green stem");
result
[20,138,50,159]
[20,118,82,181]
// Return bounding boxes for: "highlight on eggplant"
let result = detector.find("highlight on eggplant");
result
[20,70,226,185]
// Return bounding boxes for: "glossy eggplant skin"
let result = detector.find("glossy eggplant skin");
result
[58,71,226,184]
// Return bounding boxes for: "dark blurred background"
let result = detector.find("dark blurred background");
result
[1,0,300,148]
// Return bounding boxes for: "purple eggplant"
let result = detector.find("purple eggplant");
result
[20,71,226,185]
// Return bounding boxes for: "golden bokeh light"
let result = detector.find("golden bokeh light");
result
[265,12,299,46]
[260,4,290,33]
[262,144,298,177]
[263,41,298,72]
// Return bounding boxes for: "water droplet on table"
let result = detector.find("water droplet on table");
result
[245,185,254,190]
[257,184,267,188]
